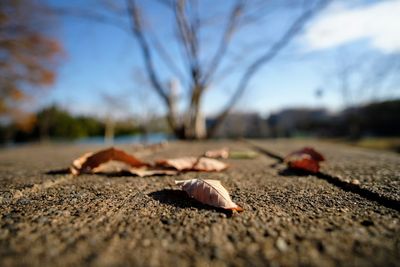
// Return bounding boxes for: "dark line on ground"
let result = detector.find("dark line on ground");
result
[315,172,400,212]
[246,142,284,163]
[46,168,71,175]
[244,140,400,213]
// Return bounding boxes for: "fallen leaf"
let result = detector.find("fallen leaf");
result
[71,147,148,175]
[92,160,135,174]
[295,147,325,161]
[70,152,93,175]
[156,157,228,172]
[67,148,228,177]
[175,179,243,211]
[204,148,229,159]
[287,157,320,173]
[284,147,325,173]
[128,168,178,177]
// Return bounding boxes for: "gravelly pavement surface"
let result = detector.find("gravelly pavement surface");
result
[250,139,400,203]
[0,140,399,267]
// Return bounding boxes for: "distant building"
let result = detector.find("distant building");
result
[207,112,270,138]
[267,108,330,137]
[206,99,400,139]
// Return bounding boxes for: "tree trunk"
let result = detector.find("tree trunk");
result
[164,82,207,140]
[184,85,206,139]
[187,104,206,139]
[104,115,114,145]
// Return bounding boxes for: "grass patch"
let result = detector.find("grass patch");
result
[326,137,400,153]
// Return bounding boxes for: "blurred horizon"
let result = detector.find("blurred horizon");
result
[1,0,399,146]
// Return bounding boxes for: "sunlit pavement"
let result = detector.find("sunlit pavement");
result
[0,140,399,267]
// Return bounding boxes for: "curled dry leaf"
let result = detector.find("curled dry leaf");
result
[67,148,228,177]
[128,168,177,177]
[70,147,148,175]
[204,148,229,159]
[87,163,178,177]
[71,152,93,175]
[284,147,325,173]
[175,179,243,211]
[156,157,228,172]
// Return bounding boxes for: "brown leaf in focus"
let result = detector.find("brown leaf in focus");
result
[284,147,325,173]
[175,179,243,211]
[156,157,228,172]
[204,148,229,159]
[70,148,148,175]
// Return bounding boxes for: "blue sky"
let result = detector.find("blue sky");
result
[42,0,400,118]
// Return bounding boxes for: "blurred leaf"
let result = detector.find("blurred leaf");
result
[284,147,325,173]
[71,147,149,175]
[204,147,229,159]
[156,157,228,172]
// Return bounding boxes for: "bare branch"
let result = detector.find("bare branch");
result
[202,0,244,85]
[174,0,201,85]
[126,0,168,101]
[147,27,187,84]
[174,1,194,65]
[207,0,332,137]
[50,7,129,32]
[126,0,183,134]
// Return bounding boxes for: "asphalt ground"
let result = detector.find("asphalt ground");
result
[0,140,399,267]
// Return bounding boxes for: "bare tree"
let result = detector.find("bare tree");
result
[321,49,400,108]
[100,91,133,145]
[126,0,333,139]
[52,0,331,139]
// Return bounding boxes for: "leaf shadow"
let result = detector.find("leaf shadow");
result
[44,169,134,177]
[45,168,71,175]
[148,189,233,216]
[278,168,315,177]
[45,169,178,178]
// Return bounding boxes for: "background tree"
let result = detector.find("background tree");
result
[314,48,399,139]
[0,0,61,131]
[318,49,400,108]
[126,0,331,139]
[54,0,331,139]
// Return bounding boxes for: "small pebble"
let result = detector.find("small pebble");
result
[276,237,288,252]
[351,179,360,185]
[142,239,151,247]
[17,198,30,205]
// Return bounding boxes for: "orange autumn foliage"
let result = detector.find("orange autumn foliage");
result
[0,0,62,131]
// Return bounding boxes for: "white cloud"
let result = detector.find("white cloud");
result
[302,1,400,53]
